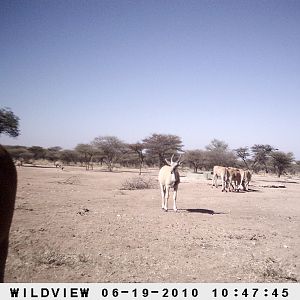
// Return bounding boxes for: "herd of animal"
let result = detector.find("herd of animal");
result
[212,165,252,192]
[0,149,252,282]
[158,155,252,213]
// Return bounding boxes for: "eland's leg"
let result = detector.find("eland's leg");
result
[173,186,178,212]
[164,187,170,211]
[160,184,166,210]
[222,176,228,192]
[221,176,225,192]
[238,179,244,191]
[229,180,234,192]
[235,180,240,192]
[245,181,249,191]
[212,174,217,188]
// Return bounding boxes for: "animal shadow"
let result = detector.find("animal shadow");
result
[245,188,261,192]
[180,208,226,215]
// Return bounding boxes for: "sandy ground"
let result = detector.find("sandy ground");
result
[5,165,300,282]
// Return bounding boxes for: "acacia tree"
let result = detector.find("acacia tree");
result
[45,146,62,162]
[92,136,126,171]
[205,139,237,167]
[0,107,20,137]
[142,133,183,168]
[185,150,206,173]
[28,146,46,160]
[75,143,97,170]
[206,139,229,152]
[251,144,276,173]
[234,147,251,169]
[60,149,80,165]
[270,151,294,177]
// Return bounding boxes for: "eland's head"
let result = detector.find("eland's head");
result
[165,154,182,173]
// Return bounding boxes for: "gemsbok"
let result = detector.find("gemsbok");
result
[0,145,17,282]
[158,154,182,212]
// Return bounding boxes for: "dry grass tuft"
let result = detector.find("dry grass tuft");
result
[120,176,157,190]
[58,176,81,185]
[35,250,92,267]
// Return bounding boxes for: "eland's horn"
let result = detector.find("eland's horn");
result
[170,154,175,163]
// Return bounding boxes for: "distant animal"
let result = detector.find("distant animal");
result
[15,157,24,168]
[158,154,182,212]
[15,160,22,168]
[227,167,242,192]
[0,145,17,282]
[239,169,252,191]
[54,161,64,170]
[212,166,229,192]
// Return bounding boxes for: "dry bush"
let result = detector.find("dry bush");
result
[36,250,76,267]
[120,176,157,190]
[246,256,298,282]
[262,258,298,282]
[58,176,81,185]
[35,250,92,267]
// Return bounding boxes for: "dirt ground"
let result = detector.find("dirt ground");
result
[5,165,300,282]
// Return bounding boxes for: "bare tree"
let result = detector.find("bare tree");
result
[128,142,145,175]
[143,133,183,168]
[92,136,126,171]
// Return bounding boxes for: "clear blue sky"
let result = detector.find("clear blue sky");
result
[1,0,300,158]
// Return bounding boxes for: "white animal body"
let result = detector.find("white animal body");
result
[212,166,229,192]
[158,154,182,212]
[0,145,17,282]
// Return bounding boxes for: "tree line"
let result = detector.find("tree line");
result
[1,107,299,177]
[2,135,299,177]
